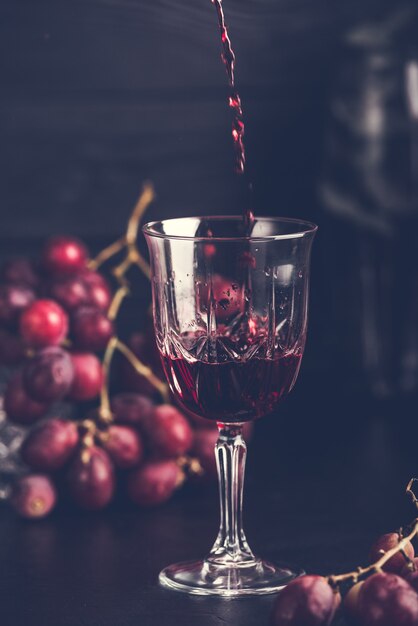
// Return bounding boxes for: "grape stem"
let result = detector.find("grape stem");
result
[115,181,154,281]
[177,455,204,477]
[88,236,126,271]
[87,182,169,426]
[88,182,154,281]
[107,285,130,321]
[99,337,169,423]
[407,478,418,509]
[328,480,418,586]
[114,340,169,403]
[99,336,119,423]
[79,419,98,458]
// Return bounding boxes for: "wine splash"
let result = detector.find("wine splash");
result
[211,0,254,232]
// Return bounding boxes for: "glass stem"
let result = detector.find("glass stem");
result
[207,423,255,565]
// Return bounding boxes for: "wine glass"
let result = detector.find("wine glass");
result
[143,215,317,596]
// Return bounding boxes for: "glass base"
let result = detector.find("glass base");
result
[159,558,303,597]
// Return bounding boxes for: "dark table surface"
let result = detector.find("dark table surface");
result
[1,373,417,626]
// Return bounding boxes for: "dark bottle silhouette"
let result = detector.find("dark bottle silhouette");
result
[320,5,418,398]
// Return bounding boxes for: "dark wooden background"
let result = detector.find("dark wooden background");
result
[2,4,418,626]
[4,0,416,392]
[1,0,388,237]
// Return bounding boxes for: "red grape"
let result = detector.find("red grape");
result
[67,352,103,401]
[111,392,154,426]
[406,571,418,595]
[126,459,182,506]
[67,446,115,510]
[0,329,26,366]
[23,347,74,402]
[190,428,218,481]
[71,307,113,351]
[20,299,68,348]
[48,276,90,312]
[143,404,193,458]
[401,559,418,594]
[47,271,112,314]
[42,236,88,275]
[357,572,418,626]
[4,373,48,425]
[1,258,39,289]
[80,269,112,311]
[102,425,143,469]
[370,533,415,574]
[0,284,35,327]
[343,581,363,624]
[10,474,56,519]
[21,419,79,471]
[271,575,340,626]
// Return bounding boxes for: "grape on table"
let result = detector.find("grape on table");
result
[271,575,340,626]
[67,446,115,510]
[126,459,183,506]
[141,404,193,459]
[10,475,57,520]
[102,424,143,469]
[21,419,79,472]
[357,572,418,626]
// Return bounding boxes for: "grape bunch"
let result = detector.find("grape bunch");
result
[10,390,239,518]
[271,530,418,626]
[0,237,112,416]
[0,235,251,519]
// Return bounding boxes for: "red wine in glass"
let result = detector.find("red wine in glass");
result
[143,216,317,596]
[144,0,317,598]
[161,349,302,423]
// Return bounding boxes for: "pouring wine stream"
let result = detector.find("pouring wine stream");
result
[211,0,254,232]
